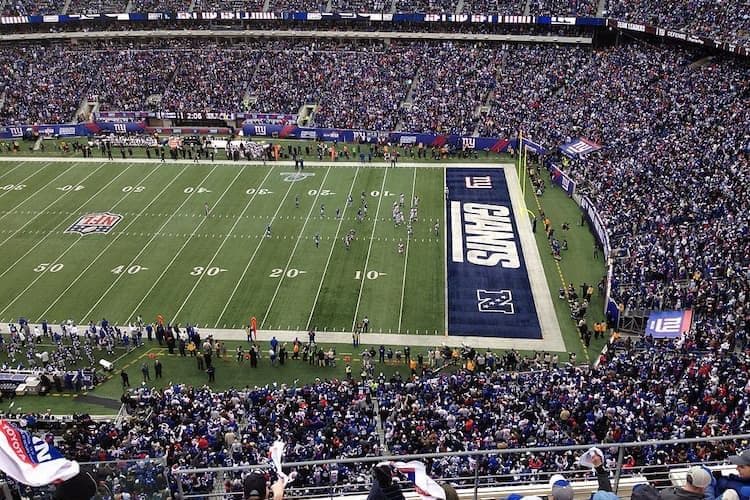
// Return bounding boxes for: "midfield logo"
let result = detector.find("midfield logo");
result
[281,172,315,182]
[65,212,122,235]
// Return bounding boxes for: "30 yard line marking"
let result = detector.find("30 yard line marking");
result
[0,162,79,238]
[0,162,117,285]
[80,165,220,322]
[171,167,276,323]
[351,167,389,330]
[0,163,129,316]
[397,168,417,333]
[260,167,331,329]
[305,168,360,331]
[214,167,297,328]
[0,161,51,202]
[35,164,166,321]
[127,166,247,322]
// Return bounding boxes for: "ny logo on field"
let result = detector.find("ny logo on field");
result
[476,289,514,314]
[465,176,492,189]
[281,172,315,182]
[65,212,122,235]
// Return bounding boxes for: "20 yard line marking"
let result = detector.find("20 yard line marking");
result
[260,167,332,328]
[171,167,276,323]
[351,167,389,330]
[397,168,417,333]
[305,168,360,331]
[0,163,130,316]
[36,164,167,321]
[80,165,221,322]
[0,162,116,284]
[126,166,247,322]
[214,167,298,328]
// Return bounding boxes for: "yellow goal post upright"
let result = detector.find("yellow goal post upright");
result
[516,130,537,224]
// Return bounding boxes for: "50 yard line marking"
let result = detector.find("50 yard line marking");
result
[397,168,417,333]
[0,163,128,316]
[305,167,360,331]
[213,167,298,328]
[126,166,247,322]
[171,166,276,323]
[80,165,220,323]
[351,167,389,330]
[0,162,115,285]
[260,167,332,329]
[35,164,166,321]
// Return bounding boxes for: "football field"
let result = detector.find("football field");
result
[0,158,562,348]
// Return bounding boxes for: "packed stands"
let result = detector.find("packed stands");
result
[65,0,128,13]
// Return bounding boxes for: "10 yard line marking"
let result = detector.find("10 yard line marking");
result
[214,167,297,328]
[0,163,128,316]
[0,163,80,242]
[171,167,276,323]
[35,164,166,321]
[351,167,389,330]
[260,167,332,329]
[80,165,219,323]
[305,167,360,331]
[127,166,247,322]
[0,162,113,285]
[397,168,417,333]
[0,161,50,203]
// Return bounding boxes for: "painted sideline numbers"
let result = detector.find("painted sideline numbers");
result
[269,268,306,278]
[122,186,145,193]
[354,270,386,280]
[111,265,147,275]
[34,263,64,273]
[246,188,271,195]
[57,185,84,191]
[184,187,211,194]
[1,184,25,191]
[190,266,226,276]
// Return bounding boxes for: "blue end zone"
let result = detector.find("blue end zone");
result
[446,167,542,339]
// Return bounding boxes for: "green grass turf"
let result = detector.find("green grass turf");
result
[0,155,608,415]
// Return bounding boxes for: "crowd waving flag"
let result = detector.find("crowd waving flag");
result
[0,419,79,487]
[392,461,446,500]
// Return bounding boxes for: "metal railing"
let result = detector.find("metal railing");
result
[171,433,750,500]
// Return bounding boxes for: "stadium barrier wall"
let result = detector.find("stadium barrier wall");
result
[171,434,750,499]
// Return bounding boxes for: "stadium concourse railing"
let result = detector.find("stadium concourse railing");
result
[169,434,750,499]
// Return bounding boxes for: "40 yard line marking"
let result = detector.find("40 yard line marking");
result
[0,162,117,285]
[305,168,360,331]
[80,165,219,323]
[126,166,247,322]
[213,167,297,328]
[35,164,166,321]
[260,167,332,329]
[397,168,417,333]
[351,167,389,330]
[171,166,276,323]
[0,163,129,317]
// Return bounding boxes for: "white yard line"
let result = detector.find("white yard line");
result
[305,168,360,331]
[0,161,28,182]
[0,163,129,316]
[79,165,218,322]
[0,162,118,284]
[260,167,332,329]
[0,162,80,239]
[397,168,417,333]
[35,164,165,321]
[170,167,276,323]
[126,166,247,322]
[213,167,298,328]
[351,167,389,330]
[0,161,50,202]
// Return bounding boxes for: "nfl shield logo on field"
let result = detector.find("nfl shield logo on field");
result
[65,212,122,235]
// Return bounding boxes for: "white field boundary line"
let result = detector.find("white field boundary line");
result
[80,165,218,322]
[35,164,167,321]
[0,163,82,243]
[0,163,131,317]
[0,161,29,183]
[0,161,50,203]
[213,167,298,328]
[170,167,276,323]
[305,167,360,331]
[443,167,448,335]
[397,167,418,333]
[351,167,390,330]
[0,162,119,284]
[126,166,247,322]
[259,167,332,329]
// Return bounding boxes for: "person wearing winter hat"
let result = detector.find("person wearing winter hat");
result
[243,472,286,500]
[657,466,713,500]
[550,474,575,500]
[706,450,750,500]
